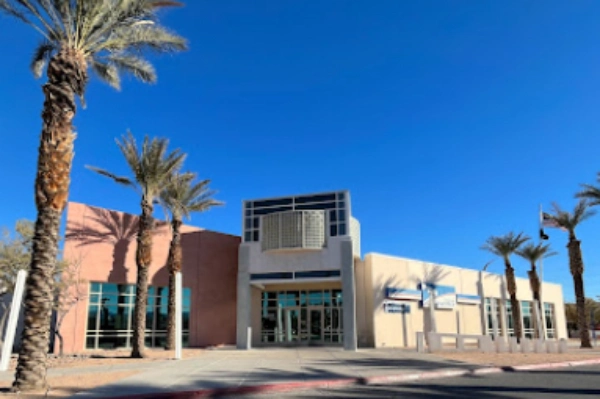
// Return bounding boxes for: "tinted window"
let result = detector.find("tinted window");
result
[294,194,336,204]
[252,198,293,208]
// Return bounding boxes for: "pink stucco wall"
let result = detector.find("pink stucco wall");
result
[60,202,240,353]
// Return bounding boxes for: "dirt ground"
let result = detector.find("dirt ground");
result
[438,351,600,367]
[0,348,206,398]
[5,347,205,370]
[0,371,140,398]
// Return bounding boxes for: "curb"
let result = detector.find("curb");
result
[109,357,600,399]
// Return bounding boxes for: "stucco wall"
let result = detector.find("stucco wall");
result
[60,202,240,353]
[244,236,348,274]
[360,253,568,348]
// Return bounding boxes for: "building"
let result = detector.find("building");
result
[57,191,567,354]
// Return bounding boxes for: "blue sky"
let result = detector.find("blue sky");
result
[1,1,600,302]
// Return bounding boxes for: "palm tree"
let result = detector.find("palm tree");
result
[159,172,221,350]
[87,132,186,358]
[543,200,595,348]
[482,232,529,341]
[516,243,556,338]
[0,1,186,391]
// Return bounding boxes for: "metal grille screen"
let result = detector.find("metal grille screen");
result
[261,210,325,251]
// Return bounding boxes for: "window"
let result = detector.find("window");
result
[544,303,556,339]
[86,282,191,350]
[505,300,515,337]
[244,192,350,242]
[521,301,534,339]
[485,298,502,338]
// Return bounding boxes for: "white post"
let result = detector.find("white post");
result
[175,272,182,360]
[538,204,547,339]
[1,270,27,371]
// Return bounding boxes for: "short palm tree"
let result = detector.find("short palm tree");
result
[0,1,186,391]
[87,132,186,358]
[159,172,222,350]
[516,243,556,338]
[543,200,595,348]
[482,232,529,341]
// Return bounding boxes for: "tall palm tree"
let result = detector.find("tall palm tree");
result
[87,132,186,358]
[0,1,186,391]
[159,172,222,350]
[543,200,595,348]
[516,243,556,338]
[482,232,529,341]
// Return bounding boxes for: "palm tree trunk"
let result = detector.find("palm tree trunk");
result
[165,219,182,350]
[131,199,154,358]
[567,239,592,348]
[505,261,523,342]
[528,263,542,339]
[13,48,86,392]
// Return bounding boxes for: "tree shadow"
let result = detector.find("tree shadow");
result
[66,205,140,283]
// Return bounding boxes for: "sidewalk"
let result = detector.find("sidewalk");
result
[73,347,478,398]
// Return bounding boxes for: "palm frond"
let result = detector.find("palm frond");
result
[516,243,557,264]
[106,53,156,83]
[160,173,222,221]
[90,57,121,90]
[576,183,600,206]
[481,232,529,259]
[548,200,595,233]
[85,165,136,188]
[30,40,56,78]
[1,0,186,90]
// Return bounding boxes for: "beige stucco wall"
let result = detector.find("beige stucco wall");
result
[357,253,568,348]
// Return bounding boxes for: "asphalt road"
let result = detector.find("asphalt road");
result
[232,365,600,398]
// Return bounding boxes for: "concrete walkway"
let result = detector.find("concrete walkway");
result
[73,347,478,398]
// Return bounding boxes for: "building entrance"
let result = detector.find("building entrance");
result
[260,289,343,345]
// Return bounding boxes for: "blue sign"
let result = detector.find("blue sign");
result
[384,302,411,314]
[421,285,456,309]
[385,287,422,301]
[456,294,481,305]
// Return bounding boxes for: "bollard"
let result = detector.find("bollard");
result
[456,336,465,351]
[416,332,425,353]
[496,338,507,353]
[534,339,545,353]
[521,338,531,353]
[427,332,441,352]
[546,340,558,353]
[509,337,519,353]
[558,338,568,353]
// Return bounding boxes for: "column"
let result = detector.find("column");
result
[341,239,357,351]
[500,276,509,337]
[236,245,252,349]
[478,271,488,335]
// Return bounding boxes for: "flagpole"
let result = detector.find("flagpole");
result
[539,204,546,339]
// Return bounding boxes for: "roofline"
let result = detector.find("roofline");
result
[242,189,349,204]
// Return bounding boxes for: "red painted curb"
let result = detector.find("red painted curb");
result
[108,357,600,399]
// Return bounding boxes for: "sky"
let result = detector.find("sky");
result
[1,1,600,302]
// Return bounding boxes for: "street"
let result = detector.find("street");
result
[232,365,600,398]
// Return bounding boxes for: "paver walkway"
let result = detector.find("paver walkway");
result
[73,347,477,398]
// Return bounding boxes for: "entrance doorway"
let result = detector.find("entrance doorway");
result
[260,289,343,345]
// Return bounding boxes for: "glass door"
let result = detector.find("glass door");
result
[309,308,323,342]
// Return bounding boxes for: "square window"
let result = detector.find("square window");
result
[338,223,347,235]
[245,218,252,229]
[90,282,102,293]
[329,210,337,222]
[338,210,346,222]
[245,209,251,216]
[330,225,337,236]
[244,231,252,242]
[253,231,259,241]
[253,218,259,228]
[85,336,96,349]
[337,193,345,200]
